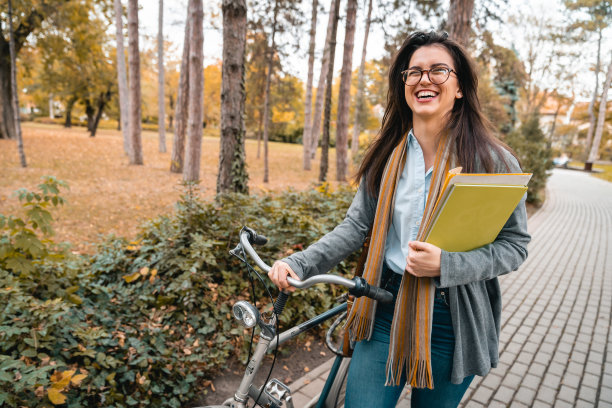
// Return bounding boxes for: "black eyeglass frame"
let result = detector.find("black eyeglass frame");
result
[401,67,457,86]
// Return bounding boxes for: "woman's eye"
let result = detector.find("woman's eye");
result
[431,68,448,75]
[408,71,421,77]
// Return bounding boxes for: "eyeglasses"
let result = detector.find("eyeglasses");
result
[401,67,456,86]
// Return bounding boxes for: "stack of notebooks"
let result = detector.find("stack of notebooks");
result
[423,169,532,252]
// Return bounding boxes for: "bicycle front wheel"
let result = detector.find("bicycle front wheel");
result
[323,357,350,408]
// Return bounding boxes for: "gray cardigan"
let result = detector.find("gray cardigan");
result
[282,147,531,384]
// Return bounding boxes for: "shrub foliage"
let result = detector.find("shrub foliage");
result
[0,180,358,407]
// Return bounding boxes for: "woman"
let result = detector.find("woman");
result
[269,31,530,407]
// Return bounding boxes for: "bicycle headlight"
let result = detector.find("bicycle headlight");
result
[232,301,260,328]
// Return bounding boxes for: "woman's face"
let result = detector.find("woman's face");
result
[404,44,462,121]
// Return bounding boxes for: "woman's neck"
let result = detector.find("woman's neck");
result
[412,118,444,170]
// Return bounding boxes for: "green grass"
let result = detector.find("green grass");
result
[569,161,612,183]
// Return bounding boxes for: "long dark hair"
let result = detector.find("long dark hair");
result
[355,31,515,195]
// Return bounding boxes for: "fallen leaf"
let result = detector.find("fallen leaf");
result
[70,374,87,386]
[320,351,326,356]
[303,366,310,372]
[283,365,289,371]
[122,271,140,283]
[303,379,311,385]
[139,267,149,276]
[47,388,67,405]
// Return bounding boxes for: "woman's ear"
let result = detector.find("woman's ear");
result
[456,90,463,99]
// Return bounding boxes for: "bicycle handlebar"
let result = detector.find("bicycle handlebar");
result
[235,227,394,306]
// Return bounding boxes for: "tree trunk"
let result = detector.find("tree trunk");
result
[170,7,191,173]
[218,0,249,194]
[351,0,372,160]
[318,0,340,183]
[446,0,474,48]
[584,28,602,163]
[114,0,130,154]
[335,0,357,182]
[91,89,111,137]
[262,0,280,184]
[256,112,263,158]
[302,0,318,171]
[49,94,54,119]
[157,0,167,153]
[183,0,204,182]
[168,93,174,129]
[586,56,612,167]
[85,98,95,133]
[309,0,340,162]
[127,0,143,164]
[64,95,77,128]
[8,0,26,166]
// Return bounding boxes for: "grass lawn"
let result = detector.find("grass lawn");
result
[0,123,350,252]
[569,161,612,183]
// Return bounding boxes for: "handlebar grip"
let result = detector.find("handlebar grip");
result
[348,277,393,304]
[273,291,290,315]
[243,226,268,246]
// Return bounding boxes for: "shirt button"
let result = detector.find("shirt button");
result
[416,220,421,226]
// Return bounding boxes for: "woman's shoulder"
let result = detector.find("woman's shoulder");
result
[480,143,521,173]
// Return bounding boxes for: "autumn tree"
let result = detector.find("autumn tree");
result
[127,0,143,164]
[114,0,130,153]
[302,0,318,170]
[0,0,77,139]
[170,7,191,173]
[335,0,357,182]
[586,55,612,168]
[7,0,26,167]
[351,0,373,159]
[446,0,475,47]
[183,0,204,182]
[157,0,166,153]
[318,0,340,182]
[218,0,249,193]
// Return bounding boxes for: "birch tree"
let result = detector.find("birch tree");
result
[586,55,612,169]
[114,0,130,154]
[319,0,340,182]
[335,0,357,182]
[127,0,143,165]
[8,0,26,167]
[170,8,191,173]
[157,0,167,153]
[351,0,373,159]
[183,0,204,182]
[302,0,318,170]
[218,0,249,193]
[307,0,340,167]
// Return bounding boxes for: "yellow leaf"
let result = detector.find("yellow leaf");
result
[139,267,149,276]
[47,388,67,405]
[51,370,74,389]
[123,271,141,283]
[150,269,157,277]
[70,374,87,386]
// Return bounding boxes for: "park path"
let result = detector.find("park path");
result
[289,169,612,407]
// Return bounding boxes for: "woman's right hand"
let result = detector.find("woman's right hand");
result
[268,261,301,292]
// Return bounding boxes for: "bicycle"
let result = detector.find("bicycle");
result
[198,226,393,408]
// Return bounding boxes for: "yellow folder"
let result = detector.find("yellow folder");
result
[423,173,531,252]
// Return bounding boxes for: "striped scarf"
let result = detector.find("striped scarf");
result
[345,130,456,389]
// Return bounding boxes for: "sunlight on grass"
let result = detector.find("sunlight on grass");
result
[568,161,612,183]
[0,123,354,251]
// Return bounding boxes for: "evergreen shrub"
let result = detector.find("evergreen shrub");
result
[0,180,358,407]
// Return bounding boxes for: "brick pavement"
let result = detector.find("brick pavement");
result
[290,169,612,407]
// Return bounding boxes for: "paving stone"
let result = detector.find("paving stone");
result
[599,401,612,408]
[536,385,556,402]
[531,400,553,408]
[462,400,485,408]
[548,361,566,376]
[600,386,612,403]
[521,373,541,390]
[551,399,574,408]
[574,399,594,408]
[481,373,502,390]
[528,363,547,377]
[509,362,529,377]
[588,350,604,364]
[514,386,536,406]
[541,373,562,389]
[290,391,312,408]
[557,342,573,354]
[577,385,597,403]
[557,384,577,403]
[567,361,584,375]
[583,372,600,388]
[488,400,507,408]
[571,350,587,364]
[585,360,602,375]
[493,385,514,404]
[502,372,522,388]
[591,341,606,354]
[534,352,553,365]
[562,372,581,388]
[517,351,535,366]
[553,351,570,364]
[298,377,325,400]
[523,341,539,354]
[471,385,494,405]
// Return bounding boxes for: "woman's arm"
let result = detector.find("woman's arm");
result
[281,179,376,280]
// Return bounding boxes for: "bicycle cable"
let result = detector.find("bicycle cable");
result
[239,246,280,408]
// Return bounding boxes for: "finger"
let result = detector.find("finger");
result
[408,241,429,251]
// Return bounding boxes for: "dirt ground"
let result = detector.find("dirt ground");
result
[0,123,344,253]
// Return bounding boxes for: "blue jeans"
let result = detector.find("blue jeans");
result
[344,265,474,408]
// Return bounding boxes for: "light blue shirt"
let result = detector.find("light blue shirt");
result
[384,130,433,274]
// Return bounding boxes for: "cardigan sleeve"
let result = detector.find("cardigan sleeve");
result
[282,178,376,280]
[436,149,531,288]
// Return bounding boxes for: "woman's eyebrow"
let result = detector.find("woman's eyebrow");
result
[407,63,451,70]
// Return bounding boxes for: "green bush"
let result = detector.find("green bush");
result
[0,180,358,407]
[504,114,554,204]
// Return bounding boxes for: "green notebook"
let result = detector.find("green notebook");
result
[423,183,528,252]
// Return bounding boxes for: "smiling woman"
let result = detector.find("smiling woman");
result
[267,31,531,408]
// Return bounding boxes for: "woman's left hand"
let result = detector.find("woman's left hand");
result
[405,241,442,277]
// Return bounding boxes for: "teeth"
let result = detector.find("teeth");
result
[417,91,437,98]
